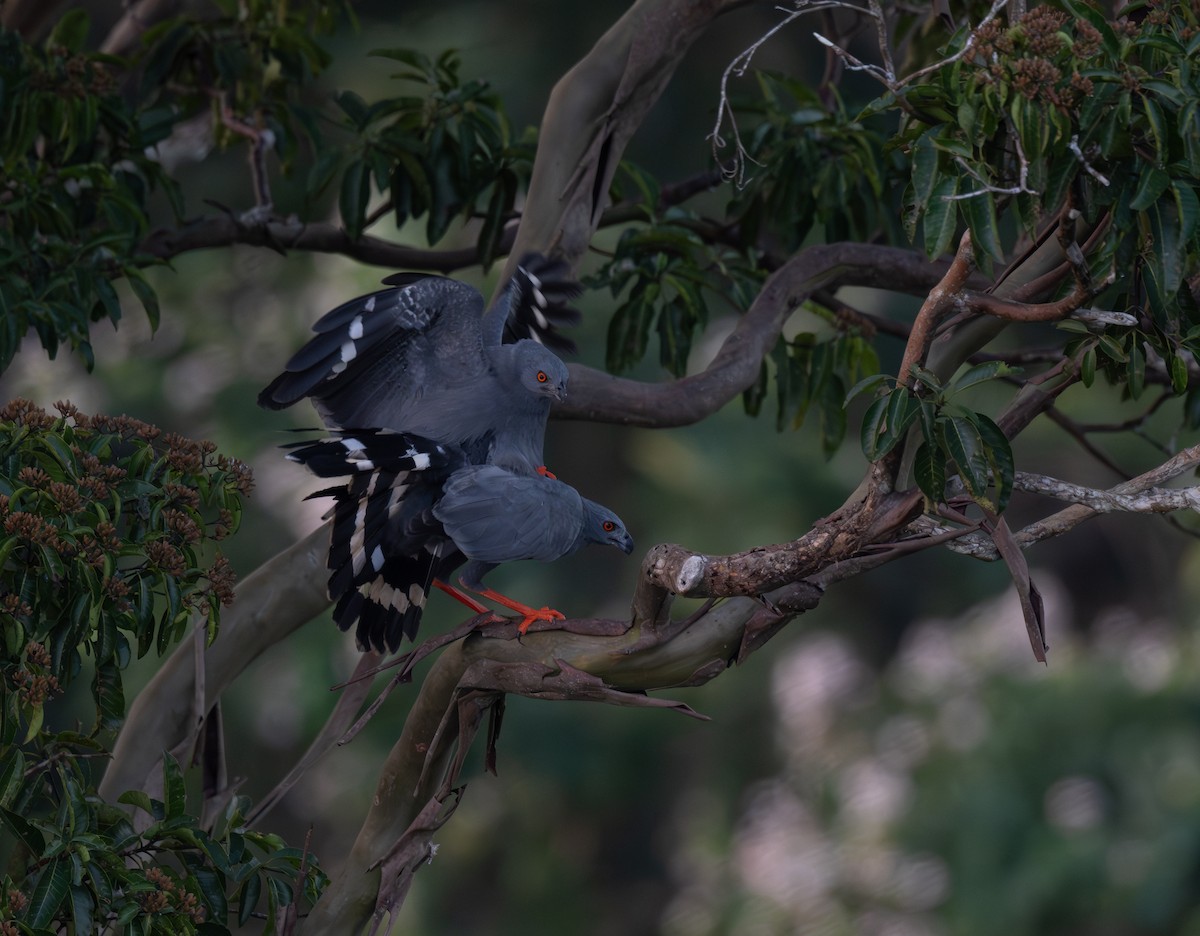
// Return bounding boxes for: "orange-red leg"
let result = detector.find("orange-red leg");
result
[536,465,557,480]
[433,579,491,614]
[464,583,565,633]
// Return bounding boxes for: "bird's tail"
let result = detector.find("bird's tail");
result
[284,430,461,653]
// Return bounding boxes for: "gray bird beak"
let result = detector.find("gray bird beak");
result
[552,382,567,402]
[616,532,634,555]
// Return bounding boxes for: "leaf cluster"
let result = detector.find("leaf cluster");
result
[0,753,325,935]
[851,362,1017,512]
[729,72,899,251]
[0,399,250,742]
[0,17,173,371]
[898,1,1200,366]
[589,196,762,378]
[327,48,523,262]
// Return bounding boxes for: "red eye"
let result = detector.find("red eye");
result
[537,371,548,383]
[602,520,616,532]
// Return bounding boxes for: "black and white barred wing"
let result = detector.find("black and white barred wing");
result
[477,253,582,353]
[258,276,488,430]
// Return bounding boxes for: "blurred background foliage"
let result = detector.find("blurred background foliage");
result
[2,0,1200,933]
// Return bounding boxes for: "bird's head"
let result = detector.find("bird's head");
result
[582,501,634,555]
[510,340,569,402]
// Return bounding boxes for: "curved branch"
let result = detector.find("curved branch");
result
[555,243,964,427]
[500,0,752,282]
[99,526,329,802]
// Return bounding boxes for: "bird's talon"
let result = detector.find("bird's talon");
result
[516,607,567,633]
[536,465,557,480]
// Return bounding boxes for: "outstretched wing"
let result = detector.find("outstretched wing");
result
[433,465,584,564]
[258,275,488,431]
[480,253,582,353]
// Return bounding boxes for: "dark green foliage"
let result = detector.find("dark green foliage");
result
[333,48,523,259]
[850,362,1017,512]
[894,2,1200,368]
[0,27,176,371]
[0,399,250,729]
[589,211,763,378]
[729,72,897,250]
[0,400,326,932]
[0,752,326,934]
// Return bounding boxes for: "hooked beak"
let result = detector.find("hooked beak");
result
[550,381,567,403]
[614,531,634,555]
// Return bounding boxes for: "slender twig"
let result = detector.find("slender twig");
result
[1068,135,1112,187]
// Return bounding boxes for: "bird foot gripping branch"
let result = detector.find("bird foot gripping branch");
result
[466,585,567,634]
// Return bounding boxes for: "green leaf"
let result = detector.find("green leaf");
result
[26,856,69,928]
[47,8,90,53]
[339,160,371,241]
[949,361,1018,395]
[0,746,24,808]
[477,169,515,270]
[1171,353,1189,395]
[861,389,918,461]
[335,90,370,128]
[117,790,159,819]
[1173,182,1199,245]
[938,415,989,498]
[1130,168,1171,212]
[191,867,228,922]
[922,175,959,257]
[124,271,160,332]
[913,440,946,505]
[237,873,262,927]
[912,131,938,208]
[1081,346,1096,388]
[844,373,891,405]
[1149,198,1184,299]
[963,191,1004,263]
[2,805,46,855]
[972,412,1015,513]
[69,883,96,935]
[1127,341,1145,400]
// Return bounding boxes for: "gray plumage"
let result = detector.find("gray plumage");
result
[259,255,578,473]
[284,432,633,652]
[433,465,634,592]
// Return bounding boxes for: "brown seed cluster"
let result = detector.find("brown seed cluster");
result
[13,644,60,706]
[1,594,34,619]
[146,539,187,577]
[971,10,1111,111]
[141,867,207,924]
[204,554,238,606]
[0,399,54,429]
[27,49,116,98]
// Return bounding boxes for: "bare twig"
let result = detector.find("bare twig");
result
[1068,135,1112,187]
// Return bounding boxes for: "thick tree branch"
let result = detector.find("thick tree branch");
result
[99,526,328,802]
[555,243,964,427]
[500,0,752,282]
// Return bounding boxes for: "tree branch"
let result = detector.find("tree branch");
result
[99,526,329,802]
[499,0,752,283]
[555,243,964,427]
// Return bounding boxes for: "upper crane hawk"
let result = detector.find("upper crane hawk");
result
[258,253,580,475]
